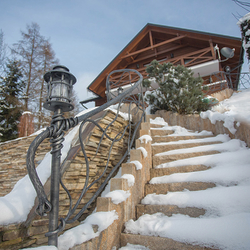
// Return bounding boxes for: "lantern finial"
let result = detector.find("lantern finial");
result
[43,65,76,112]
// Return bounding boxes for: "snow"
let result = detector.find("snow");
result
[200,88,250,133]
[121,174,135,187]
[137,146,147,158]
[154,138,246,157]
[130,160,143,170]
[108,104,131,121]
[152,134,230,146]
[237,12,250,25]
[142,185,250,216]
[58,210,118,250]
[23,210,119,250]
[105,190,131,205]
[119,243,150,250]
[21,247,57,250]
[124,213,250,250]
[22,111,32,115]
[30,127,46,136]
[139,135,152,144]
[150,117,213,136]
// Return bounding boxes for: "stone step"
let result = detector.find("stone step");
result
[121,233,216,250]
[150,124,164,128]
[145,182,216,195]
[150,165,209,178]
[152,135,214,143]
[152,141,221,155]
[136,204,205,218]
[153,150,220,167]
[150,129,174,136]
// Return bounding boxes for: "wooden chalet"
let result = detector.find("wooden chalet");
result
[87,23,244,106]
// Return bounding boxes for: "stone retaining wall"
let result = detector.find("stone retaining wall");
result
[0,136,51,197]
[149,110,250,147]
[210,88,233,102]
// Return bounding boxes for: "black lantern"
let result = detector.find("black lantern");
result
[44,65,76,112]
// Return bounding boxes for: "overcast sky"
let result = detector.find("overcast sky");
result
[0,0,249,107]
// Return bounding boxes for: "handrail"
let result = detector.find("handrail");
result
[26,69,144,245]
[202,70,250,93]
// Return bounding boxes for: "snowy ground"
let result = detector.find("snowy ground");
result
[0,88,248,249]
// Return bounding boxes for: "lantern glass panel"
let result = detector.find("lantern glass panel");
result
[51,83,69,100]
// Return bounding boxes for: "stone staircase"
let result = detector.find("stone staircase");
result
[120,123,233,250]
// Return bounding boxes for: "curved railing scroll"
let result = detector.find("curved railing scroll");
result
[26,69,144,245]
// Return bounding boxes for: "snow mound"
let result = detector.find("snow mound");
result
[200,88,250,134]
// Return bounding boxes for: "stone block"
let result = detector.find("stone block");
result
[121,233,215,250]
[27,225,48,237]
[96,197,112,212]
[130,149,142,163]
[110,178,128,192]
[145,182,216,195]
[0,237,22,248]
[3,229,21,241]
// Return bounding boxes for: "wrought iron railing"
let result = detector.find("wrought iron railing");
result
[232,72,250,89]
[26,68,144,246]
[202,71,229,95]
[202,70,250,95]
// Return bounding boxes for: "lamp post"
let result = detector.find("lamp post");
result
[43,65,76,246]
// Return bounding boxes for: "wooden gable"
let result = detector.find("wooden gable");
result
[87,23,243,105]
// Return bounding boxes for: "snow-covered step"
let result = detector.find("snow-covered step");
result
[145,181,216,195]
[153,138,243,167]
[150,165,209,177]
[152,141,222,155]
[150,129,174,136]
[150,123,164,128]
[120,233,217,250]
[152,134,214,143]
[136,204,205,218]
[152,134,230,155]
[153,150,220,167]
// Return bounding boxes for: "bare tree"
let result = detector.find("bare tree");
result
[12,23,45,111]
[12,22,59,130]
[0,30,7,75]
[36,40,59,129]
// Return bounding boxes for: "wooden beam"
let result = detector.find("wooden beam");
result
[127,44,187,65]
[209,39,216,60]
[149,30,154,48]
[184,48,212,66]
[121,35,186,59]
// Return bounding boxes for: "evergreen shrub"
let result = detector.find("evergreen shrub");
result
[143,60,209,114]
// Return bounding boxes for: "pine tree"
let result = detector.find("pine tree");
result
[143,60,209,114]
[0,60,25,141]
